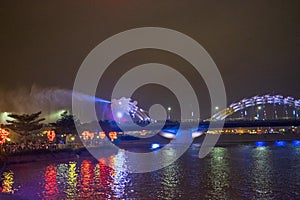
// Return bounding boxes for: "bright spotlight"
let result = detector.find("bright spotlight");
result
[151,143,160,149]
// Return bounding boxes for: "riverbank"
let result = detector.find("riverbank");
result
[0,148,87,167]
[1,133,300,166]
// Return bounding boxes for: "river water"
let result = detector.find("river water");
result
[1,143,300,199]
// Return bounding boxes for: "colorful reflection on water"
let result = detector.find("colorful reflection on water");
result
[0,170,14,194]
[36,153,129,199]
[43,165,58,198]
[1,145,300,199]
[66,162,78,199]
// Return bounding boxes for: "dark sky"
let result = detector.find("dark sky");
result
[1,0,300,118]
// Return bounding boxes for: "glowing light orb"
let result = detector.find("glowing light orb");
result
[151,143,160,149]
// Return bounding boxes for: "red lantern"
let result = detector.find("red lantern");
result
[0,128,10,144]
[46,130,56,142]
[108,132,117,141]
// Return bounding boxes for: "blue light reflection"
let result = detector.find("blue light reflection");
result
[275,141,286,147]
[292,140,300,147]
[255,141,266,147]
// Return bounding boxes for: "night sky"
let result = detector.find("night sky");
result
[1,1,300,118]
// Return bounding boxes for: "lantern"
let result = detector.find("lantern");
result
[0,128,10,144]
[82,131,90,141]
[108,132,117,142]
[89,132,95,140]
[46,130,56,142]
[98,132,106,139]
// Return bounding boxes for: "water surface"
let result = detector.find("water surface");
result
[1,143,300,199]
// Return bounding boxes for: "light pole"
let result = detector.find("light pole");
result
[214,106,220,120]
[167,107,171,120]
[215,106,219,111]
[256,106,262,120]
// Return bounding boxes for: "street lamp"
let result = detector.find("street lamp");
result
[214,106,219,115]
[256,106,262,120]
[167,107,171,120]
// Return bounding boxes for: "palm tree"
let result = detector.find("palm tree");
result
[6,111,45,144]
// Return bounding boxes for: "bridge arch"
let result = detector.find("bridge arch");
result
[211,94,300,120]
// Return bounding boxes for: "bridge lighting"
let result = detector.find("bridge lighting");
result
[215,106,219,110]
[258,106,262,110]
[209,94,300,121]
[293,110,297,118]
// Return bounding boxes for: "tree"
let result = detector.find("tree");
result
[6,111,45,144]
[50,111,79,136]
